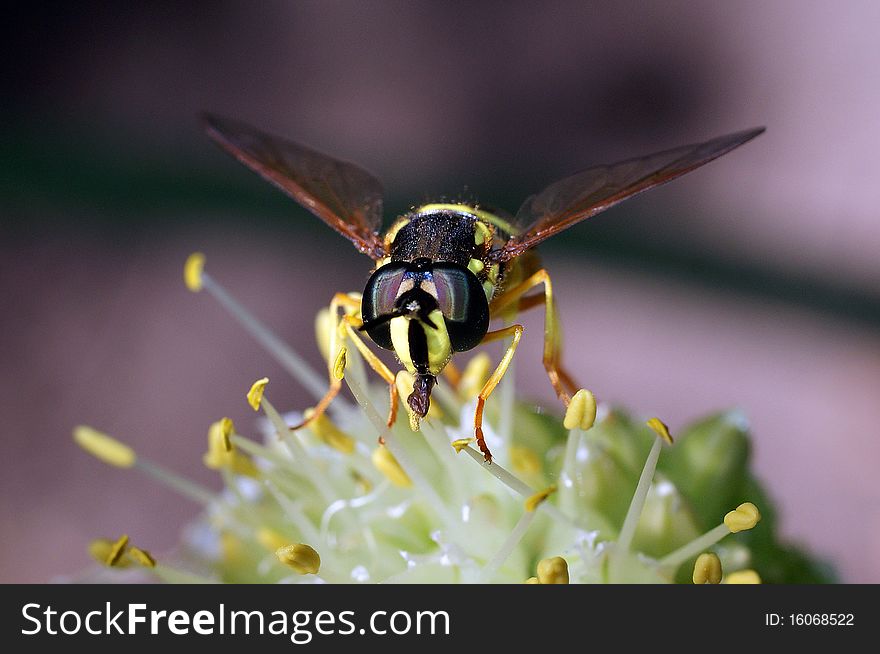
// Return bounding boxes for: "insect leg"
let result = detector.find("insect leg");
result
[514,292,545,314]
[474,324,524,462]
[489,269,579,400]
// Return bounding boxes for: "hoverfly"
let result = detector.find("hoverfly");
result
[203,114,763,462]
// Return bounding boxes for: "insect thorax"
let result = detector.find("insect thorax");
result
[382,204,507,301]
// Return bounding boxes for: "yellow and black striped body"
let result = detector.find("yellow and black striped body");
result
[360,203,519,416]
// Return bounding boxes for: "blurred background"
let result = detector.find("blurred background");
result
[2,1,878,582]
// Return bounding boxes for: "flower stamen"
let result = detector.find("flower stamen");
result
[276,543,321,575]
[333,348,347,381]
[73,426,136,468]
[458,353,491,400]
[258,393,336,502]
[247,377,269,411]
[183,252,205,292]
[342,371,457,529]
[303,408,356,454]
[480,508,539,583]
[692,552,722,584]
[128,546,156,568]
[524,485,557,512]
[724,502,761,533]
[646,417,674,444]
[455,441,583,531]
[90,535,156,570]
[658,502,762,569]
[451,438,475,453]
[536,556,569,584]
[106,534,130,566]
[203,418,259,478]
[724,569,762,584]
[73,426,215,505]
[563,389,597,431]
[371,446,412,488]
[89,539,130,568]
[616,419,671,552]
[256,528,289,552]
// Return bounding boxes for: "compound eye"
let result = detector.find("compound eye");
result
[431,263,490,352]
[361,263,408,350]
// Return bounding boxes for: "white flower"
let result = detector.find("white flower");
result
[73,254,778,584]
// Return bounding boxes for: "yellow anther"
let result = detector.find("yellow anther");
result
[106,534,130,567]
[314,308,334,363]
[563,389,597,431]
[303,408,355,454]
[371,446,412,488]
[509,445,542,476]
[536,556,569,584]
[89,539,131,568]
[525,485,557,512]
[203,419,259,477]
[646,417,674,444]
[525,576,540,584]
[451,438,474,453]
[246,377,269,411]
[333,348,347,380]
[230,452,259,477]
[128,546,156,568]
[215,417,234,451]
[88,539,111,562]
[204,419,230,466]
[184,252,205,292]
[350,469,373,494]
[724,502,761,533]
[275,543,321,575]
[724,569,762,584]
[256,528,289,552]
[693,552,723,584]
[73,426,136,468]
[458,353,491,400]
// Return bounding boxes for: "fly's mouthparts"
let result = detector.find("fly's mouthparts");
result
[407,374,436,417]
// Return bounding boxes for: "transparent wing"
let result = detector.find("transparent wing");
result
[495,127,765,261]
[202,113,386,259]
